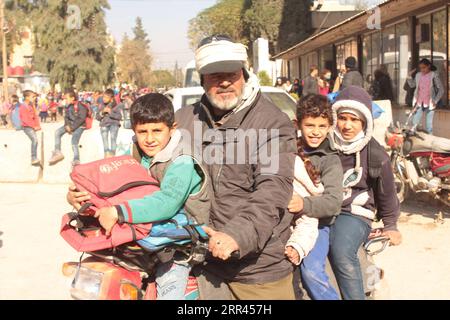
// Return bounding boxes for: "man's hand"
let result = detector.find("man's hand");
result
[66,184,91,211]
[65,126,72,134]
[34,126,41,132]
[288,192,304,214]
[382,230,402,246]
[203,226,239,261]
[94,206,119,237]
[103,107,111,114]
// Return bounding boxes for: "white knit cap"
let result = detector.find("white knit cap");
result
[195,40,248,75]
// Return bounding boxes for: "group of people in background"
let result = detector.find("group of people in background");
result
[277,56,445,136]
[276,56,364,99]
[1,85,152,167]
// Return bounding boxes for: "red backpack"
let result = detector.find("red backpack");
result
[60,155,160,252]
[74,102,94,129]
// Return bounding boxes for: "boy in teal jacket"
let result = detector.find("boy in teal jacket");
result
[69,93,208,299]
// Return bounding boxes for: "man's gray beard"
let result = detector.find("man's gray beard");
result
[206,91,243,111]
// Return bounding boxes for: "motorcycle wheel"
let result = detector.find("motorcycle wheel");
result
[394,172,407,204]
[392,157,408,203]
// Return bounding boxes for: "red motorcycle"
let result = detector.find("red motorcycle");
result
[61,237,390,300]
[62,244,205,300]
[386,123,450,208]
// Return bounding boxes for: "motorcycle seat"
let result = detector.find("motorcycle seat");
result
[411,132,450,154]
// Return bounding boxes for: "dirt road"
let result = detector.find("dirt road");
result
[0,183,449,300]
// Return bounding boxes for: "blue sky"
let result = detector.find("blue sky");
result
[105,0,385,70]
[105,0,216,70]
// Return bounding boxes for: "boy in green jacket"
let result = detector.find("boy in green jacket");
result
[68,93,209,300]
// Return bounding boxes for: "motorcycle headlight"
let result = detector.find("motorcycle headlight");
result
[70,266,103,300]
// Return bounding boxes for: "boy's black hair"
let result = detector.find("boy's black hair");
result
[296,94,333,125]
[104,88,115,98]
[130,93,175,129]
[65,89,78,101]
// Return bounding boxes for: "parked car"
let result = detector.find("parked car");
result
[164,86,297,120]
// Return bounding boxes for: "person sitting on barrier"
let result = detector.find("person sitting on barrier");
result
[328,86,402,300]
[48,90,88,167]
[285,94,343,300]
[67,93,211,300]
[19,90,41,166]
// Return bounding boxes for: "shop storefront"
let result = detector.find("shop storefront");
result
[274,0,449,110]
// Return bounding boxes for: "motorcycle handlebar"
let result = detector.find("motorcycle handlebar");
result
[364,236,390,256]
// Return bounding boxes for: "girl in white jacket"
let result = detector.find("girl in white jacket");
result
[285,155,322,265]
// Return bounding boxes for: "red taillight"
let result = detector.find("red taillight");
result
[387,134,403,150]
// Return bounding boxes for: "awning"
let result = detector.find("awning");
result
[272,0,445,60]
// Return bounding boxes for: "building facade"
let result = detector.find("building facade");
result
[274,0,450,137]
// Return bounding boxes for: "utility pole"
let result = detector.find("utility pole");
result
[0,0,8,104]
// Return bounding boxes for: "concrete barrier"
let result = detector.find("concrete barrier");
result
[373,100,393,148]
[42,122,135,184]
[42,122,103,184]
[0,121,135,184]
[0,129,42,183]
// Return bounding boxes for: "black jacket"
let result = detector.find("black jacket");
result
[342,70,364,90]
[96,101,122,127]
[334,138,400,231]
[303,75,319,96]
[175,92,297,284]
[64,102,88,131]
[370,73,394,101]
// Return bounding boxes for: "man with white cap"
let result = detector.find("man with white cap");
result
[176,35,297,300]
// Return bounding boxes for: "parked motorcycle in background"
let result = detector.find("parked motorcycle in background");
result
[386,121,450,214]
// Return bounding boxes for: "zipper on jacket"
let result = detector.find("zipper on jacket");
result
[215,165,222,192]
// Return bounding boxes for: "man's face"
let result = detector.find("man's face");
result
[336,112,364,141]
[204,69,245,111]
[300,116,331,148]
[311,69,319,77]
[134,122,176,158]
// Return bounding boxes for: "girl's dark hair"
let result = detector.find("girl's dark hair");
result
[130,93,174,129]
[419,58,437,71]
[295,94,333,184]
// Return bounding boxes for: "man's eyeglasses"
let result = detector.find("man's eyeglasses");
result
[198,34,233,49]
